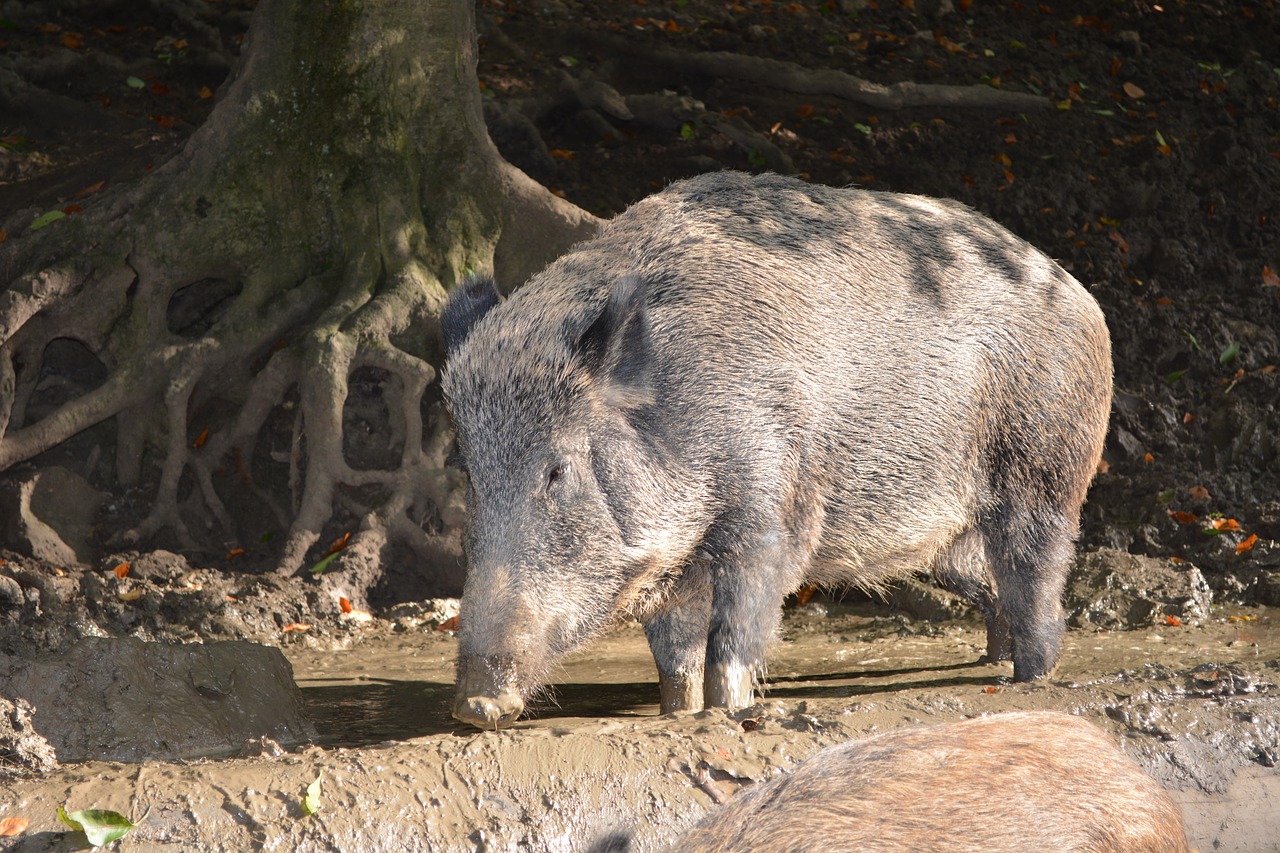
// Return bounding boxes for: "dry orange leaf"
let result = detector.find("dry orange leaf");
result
[549,149,576,160]
[324,532,351,557]
[1095,457,1110,475]
[76,181,105,198]
[794,584,819,606]
[1264,266,1280,288]
[225,547,245,559]
[1188,485,1210,500]
[339,596,353,614]
[198,85,214,99]
[282,622,312,633]
[993,152,1013,168]
[1167,510,1199,525]
[1164,615,1181,627]
[60,32,84,49]
[1122,82,1146,99]
[113,562,131,579]
[796,104,815,118]
[0,817,29,837]
[0,230,7,244]
[434,615,460,632]
[192,427,210,448]
[982,686,1004,694]
[1183,412,1197,424]
[1210,518,1241,532]
[1143,452,1155,463]
[151,114,175,128]
[1236,534,1259,554]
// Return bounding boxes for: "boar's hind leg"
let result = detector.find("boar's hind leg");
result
[983,509,1075,682]
[931,528,1012,663]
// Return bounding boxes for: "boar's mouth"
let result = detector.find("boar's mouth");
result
[452,653,528,730]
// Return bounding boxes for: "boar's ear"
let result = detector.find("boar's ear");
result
[577,275,654,410]
[442,274,502,356]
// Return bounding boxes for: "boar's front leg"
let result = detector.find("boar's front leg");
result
[703,523,798,710]
[644,560,713,713]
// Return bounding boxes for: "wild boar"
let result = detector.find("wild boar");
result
[597,712,1192,853]
[442,170,1112,729]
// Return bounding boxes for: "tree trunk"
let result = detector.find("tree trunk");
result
[0,0,597,592]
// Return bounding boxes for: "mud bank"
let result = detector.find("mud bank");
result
[2,601,1276,852]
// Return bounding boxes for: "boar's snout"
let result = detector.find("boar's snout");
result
[452,665,524,730]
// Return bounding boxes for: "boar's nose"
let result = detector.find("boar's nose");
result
[452,688,524,730]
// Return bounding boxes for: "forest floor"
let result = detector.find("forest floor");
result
[0,0,1278,850]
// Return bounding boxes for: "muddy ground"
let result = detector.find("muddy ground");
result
[1,0,1280,850]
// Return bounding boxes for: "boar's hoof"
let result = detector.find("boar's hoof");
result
[452,689,524,730]
[704,661,755,711]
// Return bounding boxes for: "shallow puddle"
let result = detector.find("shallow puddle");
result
[290,599,1280,746]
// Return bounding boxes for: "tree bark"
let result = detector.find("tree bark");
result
[0,0,598,589]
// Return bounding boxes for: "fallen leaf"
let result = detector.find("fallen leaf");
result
[1164,615,1181,627]
[434,615,460,632]
[1236,534,1259,554]
[1143,452,1155,463]
[0,230,7,243]
[324,532,351,557]
[60,32,83,49]
[1183,412,1197,424]
[62,204,83,216]
[1167,510,1199,525]
[282,623,312,633]
[1227,614,1257,623]
[339,596,353,614]
[112,562,131,579]
[796,104,815,118]
[993,152,1012,168]
[301,776,322,816]
[192,427,210,448]
[76,181,105,198]
[0,817,29,837]
[794,584,819,606]
[118,588,145,602]
[1122,82,1146,99]
[1264,266,1280,288]
[982,686,1003,694]
[30,210,66,230]
[549,148,575,159]
[198,85,214,99]
[225,547,245,559]
[1188,485,1210,500]
[57,807,136,847]
[150,115,175,128]
[1210,518,1241,531]
[1095,457,1110,475]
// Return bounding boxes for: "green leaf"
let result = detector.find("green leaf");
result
[679,122,697,141]
[1181,330,1201,351]
[853,123,872,135]
[1092,109,1115,116]
[983,48,995,57]
[1163,369,1188,384]
[30,210,66,231]
[1155,130,1168,147]
[1008,40,1025,49]
[558,55,578,68]
[1219,341,1240,364]
[58,806,136,847]
[307,551,341,575]
[126,76,146,89]
[301,776,322,816]
[747,149,767,168]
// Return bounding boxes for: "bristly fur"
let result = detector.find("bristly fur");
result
[442,170,1112,726]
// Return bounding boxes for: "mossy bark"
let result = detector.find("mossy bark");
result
[0,0,597,587]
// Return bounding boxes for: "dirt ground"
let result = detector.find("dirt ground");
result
[1,0,1279,850]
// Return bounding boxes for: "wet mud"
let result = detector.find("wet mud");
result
[2,598,1276,852]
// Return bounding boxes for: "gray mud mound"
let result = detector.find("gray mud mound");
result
[0,637,315,762]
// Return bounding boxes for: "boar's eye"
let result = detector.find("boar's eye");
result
[546,461,570,492]
[445,447,467,473]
